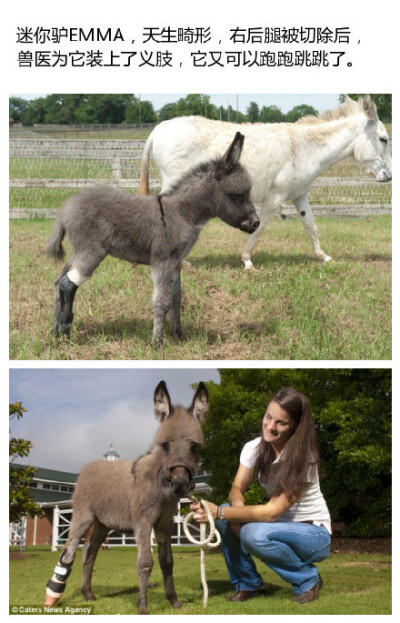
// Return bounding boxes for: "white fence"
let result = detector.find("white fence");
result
[9,138,392,218]
[49,504,201,551]
[9,518,27,550]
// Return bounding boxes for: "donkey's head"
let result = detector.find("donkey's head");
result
[212,132,260,233]
[153,381,209,498]
[351,95,392,182]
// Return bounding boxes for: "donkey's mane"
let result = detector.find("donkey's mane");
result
[163,158,220,196]
[297,97,362,125]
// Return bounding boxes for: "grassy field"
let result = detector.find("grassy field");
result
[9,546,391,615]
[9,215,391,361]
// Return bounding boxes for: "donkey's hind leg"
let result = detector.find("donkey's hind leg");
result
[169,267,183,339]
[81,520,109,601]
[52,261,72,334]
[44,511,94,606]
[53,250,107,337]
[293,194,332,262]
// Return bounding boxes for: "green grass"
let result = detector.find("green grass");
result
[9,546,391,615]
[9,216,391,360]
[10,158,113,180]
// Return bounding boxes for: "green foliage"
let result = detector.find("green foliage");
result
[246,101,260,122]
[9,403,43,522]
[203,369,391,537]
[14,94,157,126]
[11,94,341,126]
[286,104,318,122]
[9,97,29,123]
[125,99,157,123]
[259,105,285,123]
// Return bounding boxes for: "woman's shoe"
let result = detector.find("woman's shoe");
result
[228,587,266,602]
[293,574,323,604]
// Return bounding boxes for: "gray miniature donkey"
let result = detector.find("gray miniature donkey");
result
[44,380,209,614]
[47,132,259,343]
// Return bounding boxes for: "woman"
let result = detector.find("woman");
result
[191,387,331,604]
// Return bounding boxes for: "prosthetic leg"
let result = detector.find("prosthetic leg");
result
[56,274,78,337]
[44,550,74,606]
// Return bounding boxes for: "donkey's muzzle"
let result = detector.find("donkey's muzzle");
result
[166,463,195,497]
[240,217,260,233]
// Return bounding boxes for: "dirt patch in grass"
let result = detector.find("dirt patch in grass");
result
[9,552,29,561]
[331,537,391,555]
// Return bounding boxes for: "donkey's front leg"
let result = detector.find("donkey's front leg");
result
[241,199,279,272]
[135,522,155,614]
[150,263,174,345]
[293,194,332,262]
[157,534,181,609]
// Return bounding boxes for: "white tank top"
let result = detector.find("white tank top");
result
[240,437,332,534]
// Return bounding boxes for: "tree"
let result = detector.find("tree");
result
[339,94,392,123]
[172,94,219,119]
[158,102,178,122]
[9,97,29,123]
[246,101,260,123]
[124,99,157,123]
[202,369,391,536]
[286,104,318,122]
[259,105,285,123]
[9,403,43,523]
[20,97,48,125]
[74,94,135,124]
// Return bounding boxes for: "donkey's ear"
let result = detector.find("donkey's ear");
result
[363,94,378,120]
[218,132,244,174]
[154,381,172,421]
[189,382,209,422]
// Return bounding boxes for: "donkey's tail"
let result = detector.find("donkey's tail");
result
[138,133,153,195]
[47,217,66,261]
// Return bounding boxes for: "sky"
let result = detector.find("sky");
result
[14,93,342,115]
[9,368,220,474]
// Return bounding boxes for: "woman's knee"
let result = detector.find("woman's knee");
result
[240,523,268,552]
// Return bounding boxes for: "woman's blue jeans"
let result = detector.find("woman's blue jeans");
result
[215,505,331,596]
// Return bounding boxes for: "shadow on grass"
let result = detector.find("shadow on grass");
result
[205,579,284,598]
[69,318,153,342]
[190,251,313,269]
[189,250,391,269]
[56,315,278,346]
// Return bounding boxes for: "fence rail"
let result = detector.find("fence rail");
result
[9,138,392,219]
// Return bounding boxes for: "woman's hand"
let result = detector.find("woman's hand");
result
[190,500,219,522]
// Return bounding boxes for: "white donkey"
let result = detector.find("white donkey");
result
[139,95,391,271]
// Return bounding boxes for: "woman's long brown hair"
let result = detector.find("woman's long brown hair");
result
[253,388,319,500]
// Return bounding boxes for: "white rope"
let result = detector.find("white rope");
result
[182,499,221,608]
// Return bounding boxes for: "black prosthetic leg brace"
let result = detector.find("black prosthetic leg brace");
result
[45,550,73,604]
[57,275,78,336]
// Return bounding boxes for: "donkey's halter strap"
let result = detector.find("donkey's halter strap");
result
[183,497,221,608]
[166,463,194,481]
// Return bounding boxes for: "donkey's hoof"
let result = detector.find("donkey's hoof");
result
[81,589,96,601]
[55,323,71,338]
[173,601,182,609]
[151,337,163,349]
[244,265,259,274]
